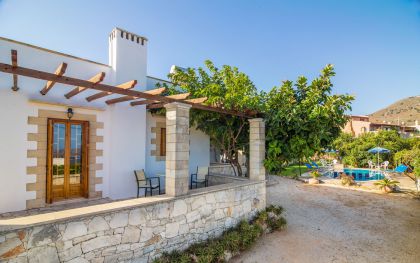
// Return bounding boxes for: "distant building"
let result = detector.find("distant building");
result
[343,115,419,137]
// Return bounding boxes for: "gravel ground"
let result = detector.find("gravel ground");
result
[232,176,420,263]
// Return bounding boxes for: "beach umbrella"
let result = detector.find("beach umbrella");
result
[368,147,390,168]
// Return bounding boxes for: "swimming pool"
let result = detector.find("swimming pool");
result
[328,171,385,181]
[342,168,385,181]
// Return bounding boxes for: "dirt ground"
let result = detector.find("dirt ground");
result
[232,176,420,263]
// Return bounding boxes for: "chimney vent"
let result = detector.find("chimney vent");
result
[110,27,148,46]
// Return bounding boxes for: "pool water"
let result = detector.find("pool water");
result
[341,168,385,181]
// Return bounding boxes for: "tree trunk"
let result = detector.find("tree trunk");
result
[298,158,302,176]
[232,158,243,177]
[229,161,237,177]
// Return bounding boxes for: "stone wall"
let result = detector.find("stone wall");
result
[208,174,249,186]
[209,164,247,177]
[0,181,265,263]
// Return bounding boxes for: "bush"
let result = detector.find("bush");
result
[153,205,286,263]
[333,130,419,168]
[340,173,355,186]
[374,178,400,193]
[414,157,420,178]
[311,171,321,178]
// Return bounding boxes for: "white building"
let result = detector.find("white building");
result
[0,28,210,213]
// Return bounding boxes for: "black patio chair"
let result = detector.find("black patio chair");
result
[134,169,161,197]
[190,166,209,189]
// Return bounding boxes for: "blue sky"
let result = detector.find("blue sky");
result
[0,0,419,115]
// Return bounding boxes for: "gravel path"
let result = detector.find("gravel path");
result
[232,176,420,263]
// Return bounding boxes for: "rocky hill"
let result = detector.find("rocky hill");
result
[369,96,420,126]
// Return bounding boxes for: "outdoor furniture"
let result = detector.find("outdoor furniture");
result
[381,161,389,170]
[311,161,320,169]
[134,169,161,197]
[304,163,314,171]
[368,160,376,170]
[394,164,408,173]
[368,147,390,168]
[190,166,209,189]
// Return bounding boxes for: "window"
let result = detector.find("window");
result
[160,128,166,156]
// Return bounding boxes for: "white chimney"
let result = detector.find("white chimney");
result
[109,28,147,90]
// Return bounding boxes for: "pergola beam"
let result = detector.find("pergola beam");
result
[0,63,254,117]
[185,97,207,104]
[40,63,67,95]
[167,92,190,100]
[86,80,137,102]
[130,92,191,107]
[130,99,155,106]
[11,50,18,91]
[146,97,207,109]
[105,87,166,105]
[64,72,105,99]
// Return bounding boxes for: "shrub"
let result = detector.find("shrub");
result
[333,130,420,169]
[311,170,321,178]
[340,173,355,186]
[153,205,286,263]
[374,178,399,193]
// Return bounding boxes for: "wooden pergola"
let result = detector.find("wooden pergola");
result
[1,49,255,118]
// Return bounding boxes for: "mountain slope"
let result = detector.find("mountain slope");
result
[369,96,420,126]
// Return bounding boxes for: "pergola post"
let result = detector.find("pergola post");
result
[249,118,266,181]
[164,102,192,196]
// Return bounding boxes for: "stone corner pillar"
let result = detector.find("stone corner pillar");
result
[164,102,192,196]
[249,118,266,181]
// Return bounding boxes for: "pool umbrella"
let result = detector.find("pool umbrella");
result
[367,147,390,168]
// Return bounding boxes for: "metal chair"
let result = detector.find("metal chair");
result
[134,169,161,197]
[190,166,209,189]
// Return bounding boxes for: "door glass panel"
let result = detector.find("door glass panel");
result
[52,123,65,198]
[69,124,83,196]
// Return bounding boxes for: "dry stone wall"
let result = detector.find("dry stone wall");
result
[0,181,265,263]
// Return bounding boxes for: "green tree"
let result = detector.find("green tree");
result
[333,130,418,167]
[264,65,354,173]
[168,60,263,176]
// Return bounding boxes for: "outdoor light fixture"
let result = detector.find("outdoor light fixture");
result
[67,108,74,120]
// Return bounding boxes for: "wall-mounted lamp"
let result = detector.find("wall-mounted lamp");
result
[67,108,74,120]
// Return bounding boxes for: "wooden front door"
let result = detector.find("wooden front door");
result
[47,119,89,203]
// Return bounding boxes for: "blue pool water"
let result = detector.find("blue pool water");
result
[341,168,385,181]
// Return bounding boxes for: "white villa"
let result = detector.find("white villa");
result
[0,28,216,213]
[0,28,266,262]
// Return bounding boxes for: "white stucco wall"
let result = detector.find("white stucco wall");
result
[107,104,146,199]
[189,128,211,174]
[0,91,31,213]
